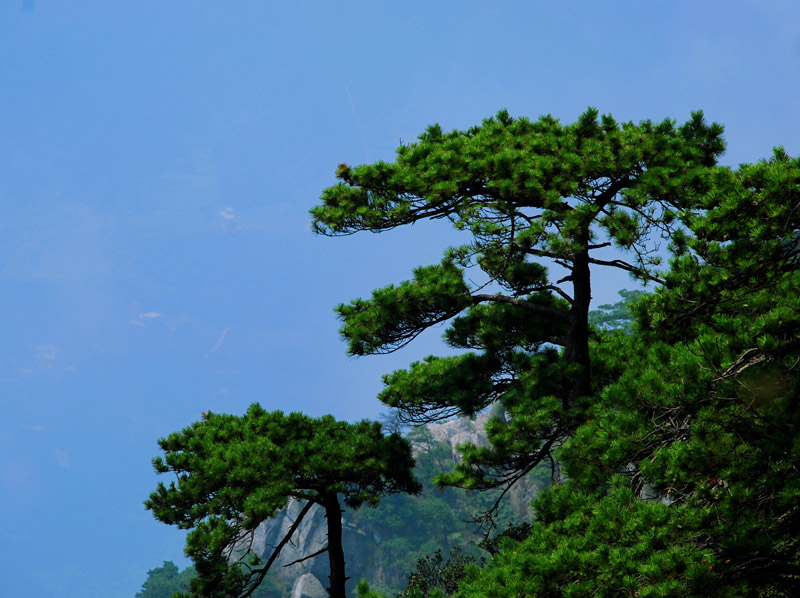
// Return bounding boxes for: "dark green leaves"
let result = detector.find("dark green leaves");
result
[313,108,724,246]
[379,353,502,422]
[146,406,421,597]
[312,108,726,533]
[445,294,568,351]
[310,108,800,595]
[337,260,472,355]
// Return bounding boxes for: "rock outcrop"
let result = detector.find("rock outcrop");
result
[291,573,328,598]
[249,498,383,595]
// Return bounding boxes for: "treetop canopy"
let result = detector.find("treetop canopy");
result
[312,108,724,270]
[148,405,420,524]
[146,405,422,597]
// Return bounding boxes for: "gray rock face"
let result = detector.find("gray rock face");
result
[414,411,494,460]
[291,573,328,598]
[249,499,384,595]
[250,499,330,582]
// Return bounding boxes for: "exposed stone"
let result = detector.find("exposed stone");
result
[291,573,328,598]
[418,411,494,461]
[250,499,330,582]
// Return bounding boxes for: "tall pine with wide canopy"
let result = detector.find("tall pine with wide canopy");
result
[314,110,800,595]
[311,108,724,501]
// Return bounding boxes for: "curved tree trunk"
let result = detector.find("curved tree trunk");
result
[320,493,347,598]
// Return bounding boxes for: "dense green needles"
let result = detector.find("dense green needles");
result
[146,407,420,598]
[313,109,799,595]
[312,107,724,504]
[148,108,799,597]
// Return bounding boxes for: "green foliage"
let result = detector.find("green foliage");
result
[313,109,800,594]
[454,151,800,595]
[346,424,549,593]
[136,561,195,598]
[313,108,723,254]
[146,405,420,598]
[312,107,725,512]
[136,562,289,598]
[143,419,550,598]
[398,548,476,598]
[588,289,647,334]
[337,259,472,356]
[356,579,388,598]
[355,548,476,598]
[457,479,719,597]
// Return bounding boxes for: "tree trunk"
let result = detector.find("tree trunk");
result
[564,248,592,411]
[321,493,347,598]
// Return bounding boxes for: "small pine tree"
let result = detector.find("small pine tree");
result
[146,405,421,598]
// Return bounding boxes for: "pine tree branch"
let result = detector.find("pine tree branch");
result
[540,285,574,305]
[282,545,329,568]
[712,348,768,383]
[587,257,665,284]
[472,293,567,318]
[468,431,561,537]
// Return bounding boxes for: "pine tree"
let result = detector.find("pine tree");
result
[146,405,421,598]
[453,150,800,595]
[313,111,800,593]
[311,108,724,505]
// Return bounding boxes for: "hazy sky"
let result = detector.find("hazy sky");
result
[2,2,799,596]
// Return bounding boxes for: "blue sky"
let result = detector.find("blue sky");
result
[2,2,799,596]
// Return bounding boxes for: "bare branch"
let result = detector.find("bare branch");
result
[282,545,329,568]
[587,257,665,284]
[713,348,769,383]
[540,285,574,305]
[556,273,573,285]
